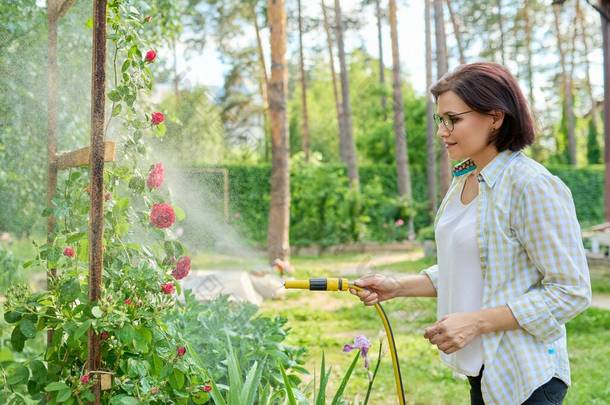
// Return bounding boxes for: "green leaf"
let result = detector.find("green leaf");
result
[112,103,122,117]
[19,319,37,338]
[4,310,22,324]
[154,122,167,137]
[108,89,122,102]
[7,364,29,385]
[29,360,47,382]
[330,352,360,405]
[11,326,26,352]
[45,381,69,392]
[117,325,135,346]
[133,327,151,353]
[41,207,53,217]
[116,222,129,236]
[56,388,72,402]
[174,206,186,222]
[0,346,14,363]
[73,319,92,340]
[168,369,185,390]
[279,363,297,405]
[91,306,103,318]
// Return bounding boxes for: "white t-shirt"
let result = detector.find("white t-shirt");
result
[435,181,484,376]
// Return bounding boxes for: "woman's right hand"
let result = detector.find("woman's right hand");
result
[350,274,400,305]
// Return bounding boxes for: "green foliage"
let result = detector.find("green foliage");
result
[153,87,227,165]
[586,117,601,165]
[548,165,604,227]
[174,293,307,391]
[1,1,214,403]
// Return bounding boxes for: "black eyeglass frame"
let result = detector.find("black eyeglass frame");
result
[433,110,496,133]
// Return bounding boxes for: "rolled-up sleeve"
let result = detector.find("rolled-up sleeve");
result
[420,264,439,292]
[507,174,591,344]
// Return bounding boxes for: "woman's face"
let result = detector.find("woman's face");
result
[436,91,501,162]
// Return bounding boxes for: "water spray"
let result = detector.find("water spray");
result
[283,278,406,405]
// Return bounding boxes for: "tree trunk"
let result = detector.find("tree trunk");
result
[253,5,272,162]
[321,0,345,162]
[376,0,387,119]
[433,0,450,196]
[425,0,437,213]
[577,0,598,130]
[445,0,466,64]
[552,4,577,165]
[602,0,610,221]
[267,0,290,263]
[334,0,359,187]
[497,0,506,65]
[297,0,310,160]
[389,0,415,239]
[523,0,535,109]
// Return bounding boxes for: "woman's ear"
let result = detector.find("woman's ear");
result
[490,110,505,128]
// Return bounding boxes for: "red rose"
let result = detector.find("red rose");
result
[161,282,175,295]
[100,331,110,340]
[147,163,164,189]
[150,203,175,228]
[124,298,133,305]
[151,111,165,125]
[177,346,186,357]
[171,256,191,280]
[63,246,75,258]
[201,385,212,392]
[145,49,157,63]
[80,374,90,384]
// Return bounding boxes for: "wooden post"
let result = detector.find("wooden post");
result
[46,0,59,347]
[87,0,107,403]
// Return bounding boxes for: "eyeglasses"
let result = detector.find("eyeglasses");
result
[432,110,475,133]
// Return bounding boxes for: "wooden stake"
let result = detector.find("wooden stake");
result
[87,1,107,403]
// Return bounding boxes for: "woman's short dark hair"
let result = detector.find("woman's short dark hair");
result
[430,62,535,152]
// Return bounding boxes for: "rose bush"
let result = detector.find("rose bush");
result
[1,2,213,404]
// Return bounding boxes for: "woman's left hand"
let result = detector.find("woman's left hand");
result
[424,312,481,354]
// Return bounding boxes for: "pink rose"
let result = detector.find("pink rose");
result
[201,385,212,392]
[177,346,186,357]
[161,282,175,295]
[394,218,404,227]
[147,163,164,189]
[63,246,75,258]
[80,374,90,384]
[151,111,165,125]
[150,203,175,228]
[171,256,191,280]
[124,298,133,305]
[145,49,157,63]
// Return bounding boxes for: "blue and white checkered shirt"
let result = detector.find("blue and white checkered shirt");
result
[422,150,591,405]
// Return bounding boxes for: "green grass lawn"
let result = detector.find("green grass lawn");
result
[260,250,610,404]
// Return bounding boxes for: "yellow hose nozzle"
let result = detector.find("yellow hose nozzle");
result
[283,278,350,291]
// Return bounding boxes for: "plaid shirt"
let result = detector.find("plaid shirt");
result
[422,150,591,405]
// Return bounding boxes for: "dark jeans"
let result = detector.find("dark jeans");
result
[467,367,568,405]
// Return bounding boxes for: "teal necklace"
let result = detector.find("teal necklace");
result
[452,158,477,177]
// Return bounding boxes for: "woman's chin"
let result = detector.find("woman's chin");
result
[446,147,465,161]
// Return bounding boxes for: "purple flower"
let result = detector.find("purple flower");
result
[343,335,371,368]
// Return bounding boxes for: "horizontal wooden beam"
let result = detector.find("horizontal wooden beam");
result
[55,140,115,170]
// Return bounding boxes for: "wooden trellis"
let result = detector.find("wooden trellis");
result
[46,1,112,403]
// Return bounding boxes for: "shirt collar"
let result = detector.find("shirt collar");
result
[477,150,520,188]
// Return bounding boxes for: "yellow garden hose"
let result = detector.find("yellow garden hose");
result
[284,278,406,405]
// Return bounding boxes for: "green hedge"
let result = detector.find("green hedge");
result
[184,163,603,247]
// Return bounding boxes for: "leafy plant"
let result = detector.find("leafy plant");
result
[174,292,307,390]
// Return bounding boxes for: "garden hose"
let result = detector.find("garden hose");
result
[283,278,406,405]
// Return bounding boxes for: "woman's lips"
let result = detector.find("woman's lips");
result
[444,142,457,149]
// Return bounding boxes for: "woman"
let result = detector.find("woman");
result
[351,62,591,405]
